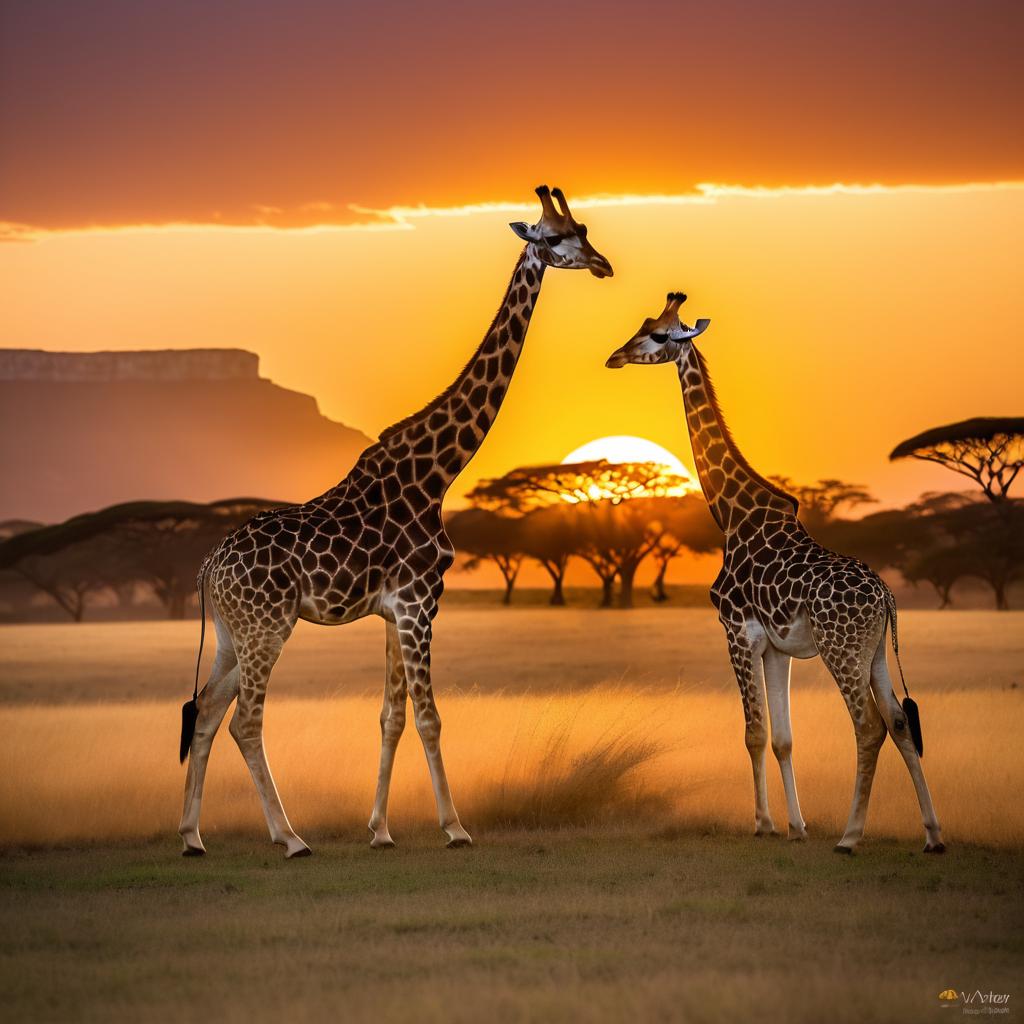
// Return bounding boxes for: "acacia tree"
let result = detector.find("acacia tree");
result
[11,535,128,621]
[519,506,575,605]
[767,476,876,532]
[890,417,1024,503]
[647,495,722,602]
[0,498,281,620]
[467,459,693,608]
[445,508,524,605]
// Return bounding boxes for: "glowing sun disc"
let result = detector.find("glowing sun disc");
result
[562,435,691,479]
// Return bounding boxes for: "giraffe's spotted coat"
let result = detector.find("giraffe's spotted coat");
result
[203,248,544,708]
[605,293,944,852]
[178,186,614,856]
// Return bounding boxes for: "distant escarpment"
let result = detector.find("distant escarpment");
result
[0,348,374,521]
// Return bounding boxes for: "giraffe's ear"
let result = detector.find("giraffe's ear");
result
[509,221,540,242]
[672,318,711,341]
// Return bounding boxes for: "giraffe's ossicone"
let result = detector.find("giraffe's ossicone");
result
[606,293,944,855]
[177,185,613,858]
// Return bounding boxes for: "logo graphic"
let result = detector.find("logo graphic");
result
[937,988,1012,1014]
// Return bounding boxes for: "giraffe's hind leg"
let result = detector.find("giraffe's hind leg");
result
[368,621,408,849]
[869,639,944,852]
[763,646,807,840]
[725,623,776,837]
[814,622,887,854]
[178,611,239,855]
[230,628,310,858]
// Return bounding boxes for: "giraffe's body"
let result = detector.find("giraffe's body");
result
[607,294,944,853]
[179,186,612,856]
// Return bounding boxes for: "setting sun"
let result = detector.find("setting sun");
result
[562,436,692,480]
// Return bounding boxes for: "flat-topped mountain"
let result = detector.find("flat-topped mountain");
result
[0,348,374,522]
[0,347,260,383]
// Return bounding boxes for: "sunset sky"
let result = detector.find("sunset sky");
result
[1,0,1021,512]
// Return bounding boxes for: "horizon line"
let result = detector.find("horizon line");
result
[3,179,1023,243]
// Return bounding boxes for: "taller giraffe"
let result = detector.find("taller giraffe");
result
[606,294,943,854]
[178,186,612,857]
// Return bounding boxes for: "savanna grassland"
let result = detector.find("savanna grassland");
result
[1,607,1022,1022]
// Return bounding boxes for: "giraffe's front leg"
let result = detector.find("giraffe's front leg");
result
[394,603,472,848]
[763,646,808,840]
[368,622,408,849]
[726,624,776,838]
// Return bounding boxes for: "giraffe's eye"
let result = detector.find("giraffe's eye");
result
[543,234,563,247]
[650,332,669,344]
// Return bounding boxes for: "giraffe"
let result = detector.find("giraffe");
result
[605,293,944,854]
[178,186,613,857]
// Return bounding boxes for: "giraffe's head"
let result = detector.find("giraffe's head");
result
[605,293,710,368]
[509,186,613,277]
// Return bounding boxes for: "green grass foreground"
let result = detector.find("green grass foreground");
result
[2,831,1020,1023]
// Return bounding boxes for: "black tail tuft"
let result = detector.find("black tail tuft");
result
[180,697,199,763]
[181,557,209,763]
[902,696,924,758]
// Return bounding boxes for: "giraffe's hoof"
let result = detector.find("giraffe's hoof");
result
[788,826,809,842]
[832,844,855,856]
[180,832,206,857]
[370,835,396,850]
[286,845,313,859]
[443,822,473,848]
[924,842,946,854]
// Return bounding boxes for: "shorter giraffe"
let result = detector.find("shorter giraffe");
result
[606,293,944,853]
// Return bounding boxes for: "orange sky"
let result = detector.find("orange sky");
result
[0,1,1021,529]
[2,1,1022,232]
[2,185,1021,516]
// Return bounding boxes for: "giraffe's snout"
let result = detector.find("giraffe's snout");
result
[605,348,628,369]
[588,254,614,278]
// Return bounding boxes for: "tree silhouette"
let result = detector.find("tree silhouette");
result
[767,476,876,531]
[890,417,1024,503]
[0,498,281,619]
[647,496,722,602]
[465,460,694,607]
[520,506,575,606]
[445,508,524,605]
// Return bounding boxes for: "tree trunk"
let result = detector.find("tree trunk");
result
[600,576,615,608]
[992,579,1009,611]
[618,564,637,609]
[651,560,669,603]
[539,561,566,606]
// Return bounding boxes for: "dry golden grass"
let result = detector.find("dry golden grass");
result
[2,686,1021,848]
[3,608,1021,706]
[1,616,1021,1023]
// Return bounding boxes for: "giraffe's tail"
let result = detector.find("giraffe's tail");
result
[179,558,209,763]
[884,587,923,757]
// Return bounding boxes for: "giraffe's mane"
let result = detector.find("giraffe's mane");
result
[692,345,800,514]
[378,248,529,443]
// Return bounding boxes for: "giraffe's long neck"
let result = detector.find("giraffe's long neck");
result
[675,344,798,534]
[377,247,547,492]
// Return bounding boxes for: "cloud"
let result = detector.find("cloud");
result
[5,182,1023,243]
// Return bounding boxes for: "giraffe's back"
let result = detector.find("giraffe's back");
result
[713,512,890,650]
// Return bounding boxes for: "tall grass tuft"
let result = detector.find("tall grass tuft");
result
[469,724,665,829]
